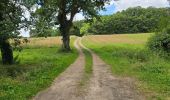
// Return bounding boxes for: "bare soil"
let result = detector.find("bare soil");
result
[85,52,145,100]
[33,37,145,100]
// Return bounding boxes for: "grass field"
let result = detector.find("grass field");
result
[82,33,170,100]
[0,37,78,100]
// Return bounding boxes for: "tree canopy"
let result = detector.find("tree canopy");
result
[0,0,24,42]
[78,7,170,34]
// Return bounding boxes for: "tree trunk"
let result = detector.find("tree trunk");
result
[1,40,14,65]
[62,33,71,51]
[60,21,72,51]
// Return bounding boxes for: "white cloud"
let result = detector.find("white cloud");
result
[19,28,30,37]
[113,0,170,12]
[74,13,85,21]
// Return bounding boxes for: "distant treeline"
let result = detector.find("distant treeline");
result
[74,7,170,35]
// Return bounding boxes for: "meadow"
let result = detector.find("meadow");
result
[0,37,78,100]
[82,33,170,100]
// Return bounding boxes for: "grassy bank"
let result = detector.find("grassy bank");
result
[0,37,78,100]
[82,33,170,100]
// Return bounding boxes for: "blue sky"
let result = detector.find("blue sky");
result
[100,0,170,15]
[74,0,170,21]
[100,5,116,15]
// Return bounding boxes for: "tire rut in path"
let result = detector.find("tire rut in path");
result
[79,38,145,100]
[33,38,85,100]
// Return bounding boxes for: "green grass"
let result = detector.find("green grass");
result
[78,46,93,87]
[83,49,93,75]
[0,38,78,100]
[82,33,170,100]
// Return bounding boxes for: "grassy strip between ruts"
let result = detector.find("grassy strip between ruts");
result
[0,37,78,100]
[82,34,170,100]
[78,43,93,88]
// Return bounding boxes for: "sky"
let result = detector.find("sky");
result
[21,0,170,37]
[74,0,170,20]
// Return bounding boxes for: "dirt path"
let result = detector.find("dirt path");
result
[85,53,145,100]
[33,37,145,100]
[33,38,85,100]
[79,38,145,100]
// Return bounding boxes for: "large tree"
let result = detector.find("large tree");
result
[0,0,24,64]
[29,0,111,51]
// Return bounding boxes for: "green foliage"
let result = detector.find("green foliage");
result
[30,5,57,38]
[0,0,24,43]
[80,23,91,35]
[69,26,81,36]
[148,27,170,54]
[157,16,170,32]
[79,48,92,87]
[79,7,170,34]
[83,49,92,74]
[72,20,88,36]
[30,28,60,37]
[73,20,85,29]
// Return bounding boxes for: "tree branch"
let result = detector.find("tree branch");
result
[69,0,79,22]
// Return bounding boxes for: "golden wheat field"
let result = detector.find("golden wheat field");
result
[26,37,62,47]
[21,36,78,48]
[19,37,62,48]
[83,33,152,45]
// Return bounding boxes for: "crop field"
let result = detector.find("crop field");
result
[0,37,78,100]
[84,33,152,45]
[82,33,170,100]
[21,37,62,48]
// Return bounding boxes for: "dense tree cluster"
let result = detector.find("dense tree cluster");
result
[79,7,170,34]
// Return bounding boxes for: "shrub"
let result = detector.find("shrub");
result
[80,23,90,36]
[148,27,170,54]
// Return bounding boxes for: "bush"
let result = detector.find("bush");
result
[148,27,170,54]
[80,23,90,36]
